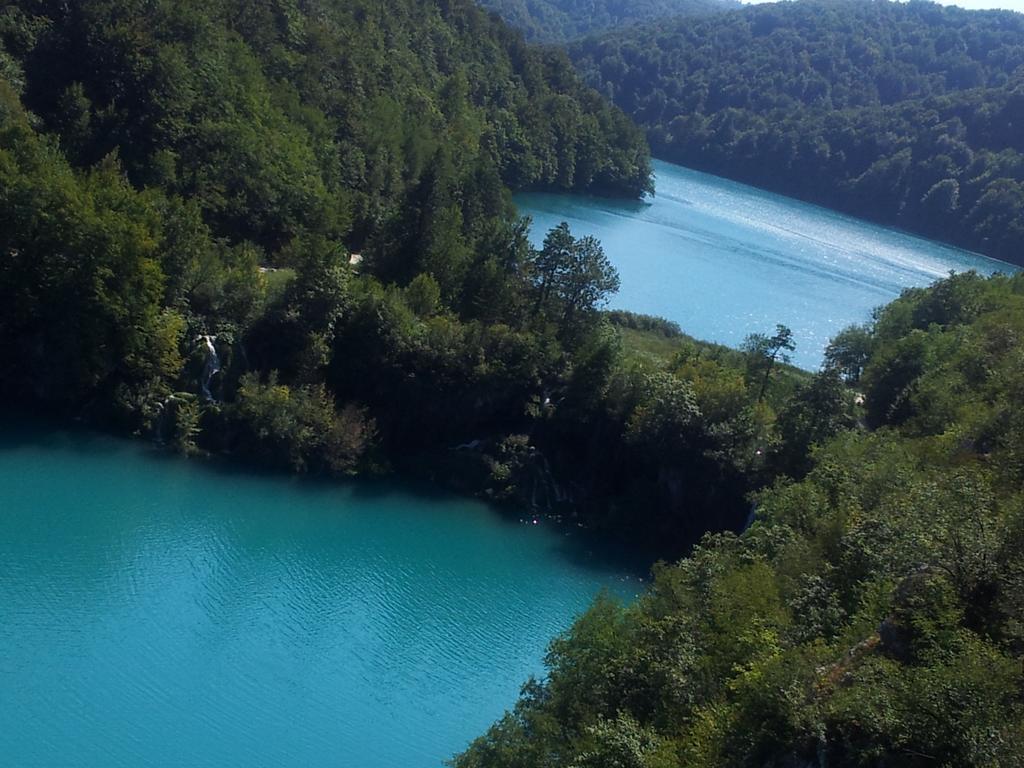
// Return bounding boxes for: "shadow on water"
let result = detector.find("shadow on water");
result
[544,524,654,580]
[190,451,654,578]
[0,406,124,455]
[0,412,654,580]
[516,191,653,220]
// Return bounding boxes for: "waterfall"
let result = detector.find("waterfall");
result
[199,335,221,401]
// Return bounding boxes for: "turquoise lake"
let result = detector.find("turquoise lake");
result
[518,160,1018,369]
[0,422,640,767]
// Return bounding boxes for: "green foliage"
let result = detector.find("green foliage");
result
[405,274,444,318]
[171,398,202,457]
[530,222,621,341]
[478,0,737,42]
[743,324,796,401]
[569,0,1024,263]
[0,90,174,404]
[606,310,682,338]
[570,714,666,768]
[773,369,856,478]
[232,372,375,474]
[455,270,1024,768]
[7,0,651,252]
[824,323,873,384]
[0,0,655,446]
[625,372,701,457]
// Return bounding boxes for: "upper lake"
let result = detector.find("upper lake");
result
[518,160,1018,369]
[0,421,639,767]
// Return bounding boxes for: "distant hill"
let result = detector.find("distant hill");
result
[477,0,739,42]
[570,0,1024,263]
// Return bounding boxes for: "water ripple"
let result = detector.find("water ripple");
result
[0,427,638,768]
[518,159,1017,368]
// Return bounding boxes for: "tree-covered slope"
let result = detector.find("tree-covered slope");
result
[570,0,1024,263]
[455,269,1024,768]
[1,0,651,255]
[476,0,738,43]
[0,0,827,558]
[0,0,654,474]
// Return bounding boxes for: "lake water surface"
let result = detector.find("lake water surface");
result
[518,160,1018,368]
[0,421,639,767]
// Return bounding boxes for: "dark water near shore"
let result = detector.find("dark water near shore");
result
[0,422,639,767]
[518,160,1017,368]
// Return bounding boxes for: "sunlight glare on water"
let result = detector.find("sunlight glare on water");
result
[517,160,1018,369]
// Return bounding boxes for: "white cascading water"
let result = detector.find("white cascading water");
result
[199,335,221,401]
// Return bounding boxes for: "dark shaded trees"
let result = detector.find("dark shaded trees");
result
[824,323,873,384]
[3,0,653,259]
[0,86,180,411]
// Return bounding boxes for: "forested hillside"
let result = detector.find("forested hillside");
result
[456,270,1024,768]
[570,0,1024,263]
[0,0,832,556]
[476,0,737,42]
[1,0,652,245]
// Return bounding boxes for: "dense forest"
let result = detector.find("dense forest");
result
[455,270,1024,768]
[0,0,835,556]
[476,0,737,43]
[570,0,1024,264]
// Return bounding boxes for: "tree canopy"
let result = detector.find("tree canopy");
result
[455,268,1024,768]
[1,0,653,258]
[477,0,738,42]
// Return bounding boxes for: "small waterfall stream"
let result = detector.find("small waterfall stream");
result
[199,335,221,401]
